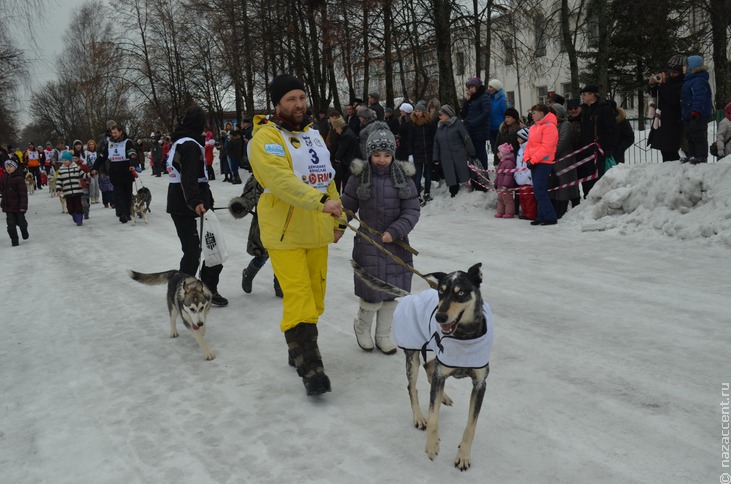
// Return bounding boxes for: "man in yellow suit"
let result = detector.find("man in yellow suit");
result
[248,74,346,396]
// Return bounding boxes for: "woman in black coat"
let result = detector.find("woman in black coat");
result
[647,59,685,162]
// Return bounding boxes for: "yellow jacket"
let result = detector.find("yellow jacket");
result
[249,115,345,250]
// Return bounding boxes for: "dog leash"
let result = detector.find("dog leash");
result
[344,208,419,256]
[343,219,437,290]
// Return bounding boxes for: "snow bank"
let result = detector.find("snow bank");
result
[562,157,731,247]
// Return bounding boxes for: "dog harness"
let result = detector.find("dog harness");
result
[393,289,494,369]
[166,137,207,184]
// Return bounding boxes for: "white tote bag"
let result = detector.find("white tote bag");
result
[200,210,229,266]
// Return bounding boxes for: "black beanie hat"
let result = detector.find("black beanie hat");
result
[181,105,206,133]
[269,74,306,107]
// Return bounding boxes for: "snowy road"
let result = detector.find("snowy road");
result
[1,167,727,483]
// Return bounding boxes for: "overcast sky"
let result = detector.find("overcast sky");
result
[19,0,76,125]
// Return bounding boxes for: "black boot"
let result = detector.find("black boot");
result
[284,324,331,396]
[8,227,19,246]
[20,226,29,240]
[273,276,283,298]
[241,261,261,294]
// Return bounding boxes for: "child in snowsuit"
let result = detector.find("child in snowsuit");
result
[514,127,537,221]
[1,159,29,246]
[228,173,283,297]
[340,121,421,354]
[494,143,517,218]
[75,154,92,219]
[56,151,90,226]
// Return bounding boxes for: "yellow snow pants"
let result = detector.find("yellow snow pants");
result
[268,246,329,332]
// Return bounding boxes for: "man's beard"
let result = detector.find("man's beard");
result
[279,111,304,127]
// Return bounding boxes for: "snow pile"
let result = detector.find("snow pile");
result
[562,157,731,246]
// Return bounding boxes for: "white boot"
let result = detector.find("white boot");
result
[375,300,398,355]
[354,299,381,351]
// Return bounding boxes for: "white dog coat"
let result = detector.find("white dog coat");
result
[393,289,494,369]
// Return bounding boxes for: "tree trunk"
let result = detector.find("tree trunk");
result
[384,1,394,108]
[433,0,457,109]
[708,0,729,111]
[561,0,581,98]
[595,0,610,93]
[472,0,481,77]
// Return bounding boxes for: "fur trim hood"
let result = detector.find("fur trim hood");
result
[615,107,627,125]
[410,111,432,126]
[349,158,416,201]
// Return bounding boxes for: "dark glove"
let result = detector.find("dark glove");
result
[526,161,535,169]
[690,111,700,119]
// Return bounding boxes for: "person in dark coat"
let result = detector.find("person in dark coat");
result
[229,173,282,298]
[577,85,618,197]
[0,158,29,246]
[166,105,227,306]
[549,104,579,218]
[493,107,522,165]
[396,102,413,161]
[433,104,476,197]
[368,93,385,122]
[460,76,491,169]
[407,101,435,202]
[341,121,420,354]
[227,130,244,173]
[92,121,139,223]
[331,116,359,193]
[385,107,399,135]
[611,102,634,164]
[647,56,685,162]
[357,106,378,160]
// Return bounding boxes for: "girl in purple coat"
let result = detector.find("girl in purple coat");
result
[494,143,517,218]
[1,159,29,246]
[341,122,421,354]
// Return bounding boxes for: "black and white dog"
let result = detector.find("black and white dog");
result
[128,270,214,360]
[352,261,493,471]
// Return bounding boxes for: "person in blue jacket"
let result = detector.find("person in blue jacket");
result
[460,77,491,170]
[680,55,714,164]
[487,79,509,160]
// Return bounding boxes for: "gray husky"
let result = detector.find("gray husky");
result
[352,260,492,471]
[128,270,215,360]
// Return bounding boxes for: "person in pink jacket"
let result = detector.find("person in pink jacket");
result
[523,104,558,225]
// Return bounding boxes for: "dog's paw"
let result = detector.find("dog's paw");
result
[204,352,216,361]
[425,437,440,460]
[413,415,427,430]
[442,393,454,406]
[454,446,472,471]
[170,330,179,338]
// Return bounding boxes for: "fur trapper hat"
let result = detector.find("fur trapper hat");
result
[356,105,376,121]
[349,157,416,201]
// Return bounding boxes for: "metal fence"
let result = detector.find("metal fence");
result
[625,116,721,165]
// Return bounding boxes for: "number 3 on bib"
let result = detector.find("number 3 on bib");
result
[309,148,320,164]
